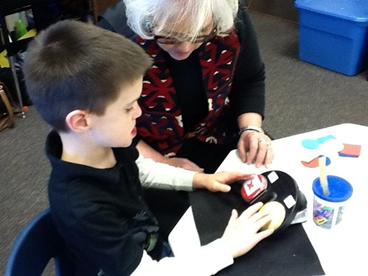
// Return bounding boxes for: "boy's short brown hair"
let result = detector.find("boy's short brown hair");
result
[23,20,152,132]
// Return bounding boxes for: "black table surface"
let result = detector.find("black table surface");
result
[189,182,325,276]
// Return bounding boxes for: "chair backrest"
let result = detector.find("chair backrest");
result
[5,208,75,276]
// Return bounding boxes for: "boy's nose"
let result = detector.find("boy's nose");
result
[134,102,142,118]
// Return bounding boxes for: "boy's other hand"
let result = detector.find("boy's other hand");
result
[193,171,253,193]
[222,202,274,258]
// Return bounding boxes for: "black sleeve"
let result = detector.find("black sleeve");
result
[97,17,116,32]
[228,1,266,119]
[97,0,135,38]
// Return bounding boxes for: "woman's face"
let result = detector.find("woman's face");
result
[155,20,214,61]
[158,41,203,60]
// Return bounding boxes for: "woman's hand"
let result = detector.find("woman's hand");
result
[222,202,274,258]
[136,140,203,172]
[166,157,204,172]
[237,131,274,168]
[193,171,254,193]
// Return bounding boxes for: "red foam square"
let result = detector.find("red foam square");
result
[339,143,361,157]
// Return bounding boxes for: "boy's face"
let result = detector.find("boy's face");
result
[88,78,142,148]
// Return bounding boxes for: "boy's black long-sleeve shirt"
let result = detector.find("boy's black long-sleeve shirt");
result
[46,131,159,275]
[45,131,234,276]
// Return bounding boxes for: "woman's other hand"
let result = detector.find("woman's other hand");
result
[237,131,274,168]
[166,157,204,172]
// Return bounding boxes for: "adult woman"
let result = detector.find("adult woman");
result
[99,0,273,173]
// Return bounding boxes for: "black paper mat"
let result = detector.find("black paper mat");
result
[189,185,325,276]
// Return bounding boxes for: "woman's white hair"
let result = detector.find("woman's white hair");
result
[123,0,239,41]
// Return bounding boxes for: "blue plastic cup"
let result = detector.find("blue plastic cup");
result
[312,175,353,229]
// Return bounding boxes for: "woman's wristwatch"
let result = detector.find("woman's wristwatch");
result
[239,125,264,135]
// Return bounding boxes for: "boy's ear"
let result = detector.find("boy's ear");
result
[65,110,90,132]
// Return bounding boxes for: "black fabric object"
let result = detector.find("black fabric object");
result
[188,185,325,276]
[143,188,190,241]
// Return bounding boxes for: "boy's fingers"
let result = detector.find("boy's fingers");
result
[227,209,238,226]
[254,214,272,230]
[216,172,254,184]
[248,209,270,224]
[215,183,231,192]
[232,172,254,181]
[256,228,274,241]
[240,202,263,219]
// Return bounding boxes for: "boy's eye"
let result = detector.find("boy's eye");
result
[126,107,133,111]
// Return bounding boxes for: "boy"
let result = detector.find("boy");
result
[23,20,273,276]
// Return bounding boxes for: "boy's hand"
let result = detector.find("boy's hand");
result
[193,172,254,193]
[222,202,274,258]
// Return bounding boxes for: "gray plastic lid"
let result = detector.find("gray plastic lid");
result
[295,0,368,22]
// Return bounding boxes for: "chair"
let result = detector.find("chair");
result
[5,208,75,276]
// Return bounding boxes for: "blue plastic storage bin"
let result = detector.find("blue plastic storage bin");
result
[295,0,368,76]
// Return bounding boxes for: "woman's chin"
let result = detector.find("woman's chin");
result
[170,51,191,60]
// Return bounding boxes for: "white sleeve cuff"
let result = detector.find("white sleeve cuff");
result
[131,239,234,276]
[136,154,195,191]
[199,239,234,275]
